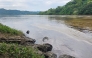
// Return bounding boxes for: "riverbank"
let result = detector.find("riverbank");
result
[0,23,57,58]
[0,23,45,58]
[0,22,76,58]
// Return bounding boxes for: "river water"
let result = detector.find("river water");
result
[0,15,92,58]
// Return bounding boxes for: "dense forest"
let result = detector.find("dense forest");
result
[39,0,92,15]
[0,8,39,15]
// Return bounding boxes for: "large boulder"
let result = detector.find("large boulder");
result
[37,43,53,52]
[59,54,75,58]
[44,52,57,58]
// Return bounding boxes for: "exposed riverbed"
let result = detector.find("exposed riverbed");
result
[0,15,92,58]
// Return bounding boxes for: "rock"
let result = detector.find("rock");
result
[26,30,30,34]
[42,37,49,42]
[37,43,53,52]
[21,37,36,45]
[0,35,36,45]
[44,52,57,58]
[24,39,36,45]
[26,38,36,44]
[0,36,22,43]
[59,54,75,58]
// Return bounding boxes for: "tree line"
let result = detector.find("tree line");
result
[39,0,92,15]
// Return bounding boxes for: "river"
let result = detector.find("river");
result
[0,15,92,58]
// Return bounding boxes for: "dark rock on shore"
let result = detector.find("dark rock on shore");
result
[59,54,75,58]
[32,43,56,58]
[37,43,53,52]
[21,36,36,45]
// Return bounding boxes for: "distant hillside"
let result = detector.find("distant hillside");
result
[0,8,39,15]
[39,0,92,15]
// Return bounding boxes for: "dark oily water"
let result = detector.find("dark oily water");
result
[0,15,92,58]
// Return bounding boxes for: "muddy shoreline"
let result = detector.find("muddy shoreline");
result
[68,25,92,35]
[64,18,92,35]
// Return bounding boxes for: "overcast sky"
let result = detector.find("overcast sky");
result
[0,0,71,11]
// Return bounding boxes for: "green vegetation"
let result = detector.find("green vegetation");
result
[39,0,92,15]
[0,23,23,36]
[0,43,44,58]
[0,8,39,15]
[0,23,45,58]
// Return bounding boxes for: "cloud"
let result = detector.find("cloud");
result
[0,0,71,11]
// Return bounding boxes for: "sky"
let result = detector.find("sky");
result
[0,0,71,11]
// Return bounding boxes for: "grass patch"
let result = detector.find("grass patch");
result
[0,23,24,36]
[0,43,44,58]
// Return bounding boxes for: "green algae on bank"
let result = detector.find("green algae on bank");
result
[65,18,92,32]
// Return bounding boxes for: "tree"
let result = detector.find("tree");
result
[39,0,92,15]
[78,3,92,15]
